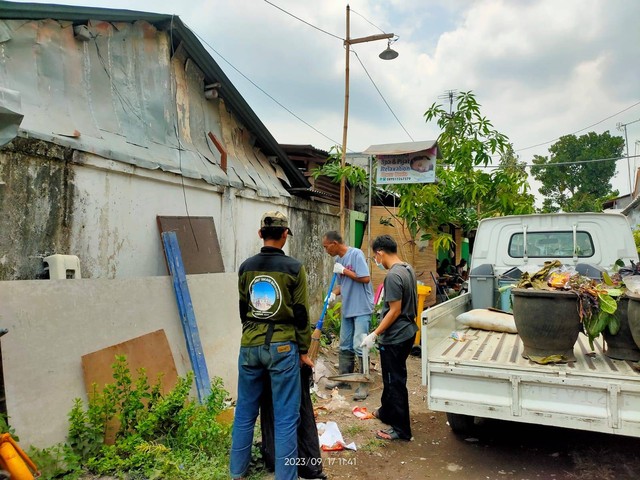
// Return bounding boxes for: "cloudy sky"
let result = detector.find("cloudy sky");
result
[10,0,640,195]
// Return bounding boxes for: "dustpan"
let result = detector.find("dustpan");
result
[326,346,372,383]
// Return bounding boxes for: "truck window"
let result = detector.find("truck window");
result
[508,231,594,258]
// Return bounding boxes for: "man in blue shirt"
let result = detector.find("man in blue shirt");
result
[322,231,374,400]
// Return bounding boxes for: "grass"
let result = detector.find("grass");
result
[359,438,385,453]
[343,424,365,436]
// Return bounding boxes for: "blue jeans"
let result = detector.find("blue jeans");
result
[339,314,371,358]
[230,341,301,480]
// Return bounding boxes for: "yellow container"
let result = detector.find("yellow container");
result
[0,433,39,480]
[415,284,432,346]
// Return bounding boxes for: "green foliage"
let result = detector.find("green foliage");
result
[633,228,640,254]
[27,444,82,480]
[530,131,624,212]
[375,91,535,248]
[309,92,533,249]
[417,92,535,234]
[0,413,17,439]
[322,301,342,345]
[30,356,236,480]
[67,397,104,462]
[311,145,369,187]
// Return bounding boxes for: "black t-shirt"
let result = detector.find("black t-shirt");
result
[378,262,418,345]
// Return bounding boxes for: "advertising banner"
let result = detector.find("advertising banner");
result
[376,146,437,185]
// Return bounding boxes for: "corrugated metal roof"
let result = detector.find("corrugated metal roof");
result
[0,1,310,194]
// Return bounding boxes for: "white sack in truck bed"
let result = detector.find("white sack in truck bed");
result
[456,308,517,333]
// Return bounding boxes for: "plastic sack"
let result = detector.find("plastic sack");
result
[456,309,517,334]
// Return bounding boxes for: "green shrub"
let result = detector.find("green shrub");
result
[29,355,240,480]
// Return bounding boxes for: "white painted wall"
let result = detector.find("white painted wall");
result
[0,273,241,449]
[69,152,319,279]
[71,153,228,278]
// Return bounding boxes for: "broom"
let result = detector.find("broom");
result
[308,273,338,362]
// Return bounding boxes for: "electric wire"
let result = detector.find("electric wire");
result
[350,8,387,34]
[516,100,640,152]
[169,14,199,249]
[263,0,343,41]
[352,49,414,142]
[478,154,640,169]
[92,38,145,125]
[192,30,343,148]
[261,1,413,147]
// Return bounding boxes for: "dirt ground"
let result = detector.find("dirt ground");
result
[295,346,640,480]
[79,345,640,480]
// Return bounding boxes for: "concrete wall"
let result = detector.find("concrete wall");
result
[0,273,241,449]
[0,141,339,289]
[0,138,75,279]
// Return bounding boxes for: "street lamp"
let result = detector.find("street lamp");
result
[339,5,397,239]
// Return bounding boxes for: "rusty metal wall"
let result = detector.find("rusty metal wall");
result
[0,18,289,198]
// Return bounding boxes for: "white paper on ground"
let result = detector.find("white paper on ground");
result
[317,421,357,451]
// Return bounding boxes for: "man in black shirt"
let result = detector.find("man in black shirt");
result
[361,234,417,441]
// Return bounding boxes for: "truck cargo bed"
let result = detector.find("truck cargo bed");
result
[432,328,640,378]
[427,327,640,437]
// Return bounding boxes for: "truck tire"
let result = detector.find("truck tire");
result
[446,412,475,435]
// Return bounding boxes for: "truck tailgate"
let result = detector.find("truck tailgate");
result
[427,328,640,437]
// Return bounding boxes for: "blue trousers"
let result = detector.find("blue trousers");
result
[230,341,301,480]
[339,314,371,358]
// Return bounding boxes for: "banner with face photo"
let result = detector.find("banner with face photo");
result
[376,146,437,185]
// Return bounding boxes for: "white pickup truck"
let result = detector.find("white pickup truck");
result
[421,213,640,437]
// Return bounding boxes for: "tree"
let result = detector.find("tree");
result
[312,91,535,252]
[389,91,534,250]
[530,131,624,212]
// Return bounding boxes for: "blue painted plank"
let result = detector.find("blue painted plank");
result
[162,231,211,402]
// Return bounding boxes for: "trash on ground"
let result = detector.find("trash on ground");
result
[352,406,375,420]
[322,389,350,411]
[312,356,331,385]
[317,421,357,451]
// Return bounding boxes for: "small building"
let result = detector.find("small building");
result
[0,2,340,449]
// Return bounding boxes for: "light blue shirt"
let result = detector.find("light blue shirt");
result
[337,247,374,318]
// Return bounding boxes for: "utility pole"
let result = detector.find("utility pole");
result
[618,119,640,196]
[339,5,396,239]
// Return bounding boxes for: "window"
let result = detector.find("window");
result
[508,231,594,258]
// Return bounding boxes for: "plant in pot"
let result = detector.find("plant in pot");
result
[568,273,622,350]
[514,260,623,363]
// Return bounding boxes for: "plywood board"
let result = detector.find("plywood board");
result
[81,329,179,442]
[81,329,178,395]
[157,216,225,274]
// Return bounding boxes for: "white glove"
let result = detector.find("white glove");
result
[333,263,346,275]
[360,332,378,349]
[325,292,337,305]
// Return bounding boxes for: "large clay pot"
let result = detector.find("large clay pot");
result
[626,292,640,353]
[603,296,640,361]
[512,288,582,363]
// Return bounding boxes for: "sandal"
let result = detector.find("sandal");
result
[376,428,409,441]
[372,408,380,419]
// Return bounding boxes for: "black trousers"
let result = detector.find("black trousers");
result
[260,364,323,478]
[377,335,415,440]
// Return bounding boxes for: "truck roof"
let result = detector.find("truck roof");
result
[471,212,638,276]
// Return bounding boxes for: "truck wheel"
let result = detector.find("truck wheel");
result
[446,412,475,435]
